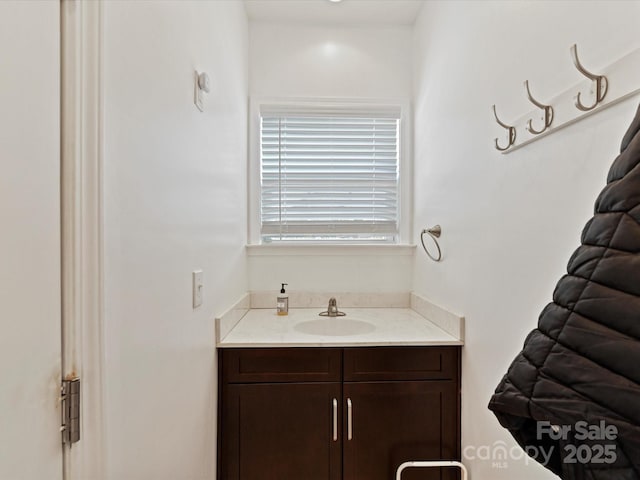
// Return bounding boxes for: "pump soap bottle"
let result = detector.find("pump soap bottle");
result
[277,283,289,316]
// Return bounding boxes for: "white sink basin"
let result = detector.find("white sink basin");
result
[294,318,376,336]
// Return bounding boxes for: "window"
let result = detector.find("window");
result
[257,104,402,243]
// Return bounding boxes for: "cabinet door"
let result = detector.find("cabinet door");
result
[343,381,459,480]
[220,382,342,480]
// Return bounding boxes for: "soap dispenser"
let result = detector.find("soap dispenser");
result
[277,283,289,316]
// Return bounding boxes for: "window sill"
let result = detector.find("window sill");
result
[246,244,416,257]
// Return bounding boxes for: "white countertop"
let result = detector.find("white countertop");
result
[218,308,463,348]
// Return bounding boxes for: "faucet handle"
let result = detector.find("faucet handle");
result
[328,297,338,316]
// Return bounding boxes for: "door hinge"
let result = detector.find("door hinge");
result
[61,377,80,445]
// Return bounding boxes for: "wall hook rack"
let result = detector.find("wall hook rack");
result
[524,80,554,134]
[570,44,609,111]
[492,45,639,154]
[492,105,516,151]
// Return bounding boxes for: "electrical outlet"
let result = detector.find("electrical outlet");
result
[192,270,203,308]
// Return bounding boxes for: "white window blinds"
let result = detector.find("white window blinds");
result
[260,105,400,242]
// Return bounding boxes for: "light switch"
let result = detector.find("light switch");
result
[194,71,210,112]
[192,270,203,308]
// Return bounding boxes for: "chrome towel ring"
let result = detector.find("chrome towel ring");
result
[420,225,442,262]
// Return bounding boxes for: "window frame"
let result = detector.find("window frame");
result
[248,97,413,246]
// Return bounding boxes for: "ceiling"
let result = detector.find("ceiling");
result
[243,0,425,26]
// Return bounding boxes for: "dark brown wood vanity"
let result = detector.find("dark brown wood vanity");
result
[217,346,461,480]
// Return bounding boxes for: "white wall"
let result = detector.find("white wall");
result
[250,22,412,98]
[248,22,414,292]
[0,2,62,479]
[248,249,414,293]
[102,2,247,479]
[412,1,640,479]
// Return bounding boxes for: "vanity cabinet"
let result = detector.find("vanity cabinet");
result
[219,348,342,480]
[218,346,460,480]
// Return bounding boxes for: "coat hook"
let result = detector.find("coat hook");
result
[570,44,608,112]
[524,80,554,135]
[492,105,516,151]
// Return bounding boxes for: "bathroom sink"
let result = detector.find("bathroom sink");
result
[294,318,376,336]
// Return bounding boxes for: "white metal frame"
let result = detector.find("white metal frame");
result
[247,96,413,247]
[61,1,106,478]
[396,461,468,480]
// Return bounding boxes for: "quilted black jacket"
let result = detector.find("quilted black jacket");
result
[489,104,640,480]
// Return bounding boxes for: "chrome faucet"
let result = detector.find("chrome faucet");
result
[319,297,346,317]
[327,298,339,317]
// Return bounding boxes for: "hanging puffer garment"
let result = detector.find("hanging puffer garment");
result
[489,104,640,480]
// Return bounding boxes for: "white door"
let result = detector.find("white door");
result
[0,1,64,479]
